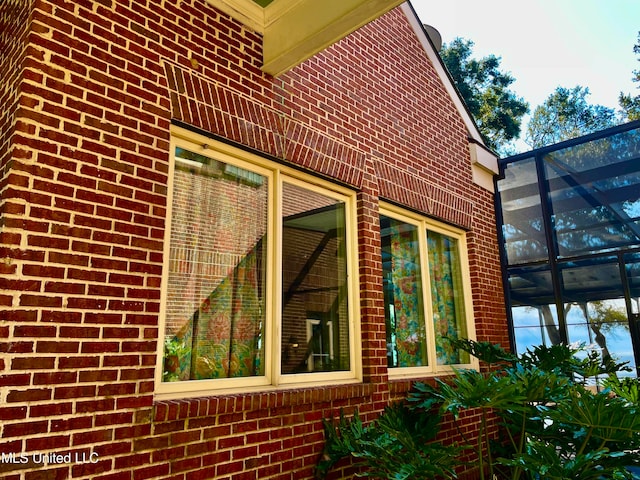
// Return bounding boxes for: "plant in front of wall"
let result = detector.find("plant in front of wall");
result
[317,339,640,479]
[408,339,640,480]
[316,403,461,480]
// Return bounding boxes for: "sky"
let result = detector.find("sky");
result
[410,0,639,132]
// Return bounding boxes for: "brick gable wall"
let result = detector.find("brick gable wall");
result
[0,0,508,478]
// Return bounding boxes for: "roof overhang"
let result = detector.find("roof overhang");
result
[206,0,405,76]
[206,0,499,191]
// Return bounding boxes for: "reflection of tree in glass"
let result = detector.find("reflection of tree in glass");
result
[500,126,640,261]
[544,128,640,256]
[536,301,628,365]
[582,301,628,361]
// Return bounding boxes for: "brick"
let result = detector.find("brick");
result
[50,416,94,433]
[67,268,108,283]
[19,295,63,308]
[0,406,28,421]
[6,388,52,403]
[75,398,116,414]
[28,234,69,249]
[1,3,509,480]
[0,278,41,292]
[78,369,119,383]
[36,341,79,353]
[54,385,97,400]
[66,297,108,310]
[73,428,114,446]
[3,420,49,437]
[0,342,34,355]
[44,282,86,294]
[29,401,73,417]
[22,264,65,279]
[11,357,56,370]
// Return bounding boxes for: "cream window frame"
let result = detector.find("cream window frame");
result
[155,126,361,399]
[380,203,478,379]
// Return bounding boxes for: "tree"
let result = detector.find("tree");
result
[619,31,640,121]
[440,38,529,154]
[525,86,617,149]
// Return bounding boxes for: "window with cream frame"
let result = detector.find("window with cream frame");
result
[380,203,478,377]
[156,128,361,398]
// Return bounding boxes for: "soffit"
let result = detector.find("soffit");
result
[206,0,405,76]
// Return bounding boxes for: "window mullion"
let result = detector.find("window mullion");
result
[272,170,284,386]
[420,221,438,373]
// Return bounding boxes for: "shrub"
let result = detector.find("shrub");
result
[317,340,640,479]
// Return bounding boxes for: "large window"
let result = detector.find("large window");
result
[380,205,476,376]
[157,129,360,397]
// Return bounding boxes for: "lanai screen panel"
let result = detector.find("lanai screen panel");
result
[543,127,640,258]
[497,122,640,375]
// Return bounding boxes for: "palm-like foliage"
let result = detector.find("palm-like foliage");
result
[316,404,460,480]
[317,340,640,480]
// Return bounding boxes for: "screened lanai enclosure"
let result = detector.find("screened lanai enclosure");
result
[496,121,640,377]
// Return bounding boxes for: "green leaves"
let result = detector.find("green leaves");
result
[604,375,640,404]
[317,404,460,480]
[440,38,529,153]
[436,369,526,418]
[318,341,640,480]
[501,442,636,480]
[619,32,640,121]
[525,86,618,148]
[545,388,640,447]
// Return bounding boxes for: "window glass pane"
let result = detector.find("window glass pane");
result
[544,128,640,257]
[624,252,640,314]
[380,215,428,368]
[512,304,561,355]
[560,258,636,376]
[498,158,548,264]
[281,182,350,374]
[565,300,635,379]
[428,231,470,365]
[163,148,268,381]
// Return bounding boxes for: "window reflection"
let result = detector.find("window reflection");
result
[512,304,560,354]
[498,158,548,264]
[564,300,635,378]
[560,259,636,375]
[281,182,350,374]
[498,123,640,379]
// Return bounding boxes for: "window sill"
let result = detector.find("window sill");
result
[153,381,374,421]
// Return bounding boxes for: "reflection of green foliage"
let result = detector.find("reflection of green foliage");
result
[163,336,190,382]
[588,300,629,326]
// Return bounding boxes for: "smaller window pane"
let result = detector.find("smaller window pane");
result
[381,215,428,368]
[565,300,636,379]
[428,231,470,365]
[163,149,268,382]
[498,158,548,265]
[281,182,350,374]
[512,304,561,354]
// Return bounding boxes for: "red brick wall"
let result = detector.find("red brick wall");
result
[0,0,508,478]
